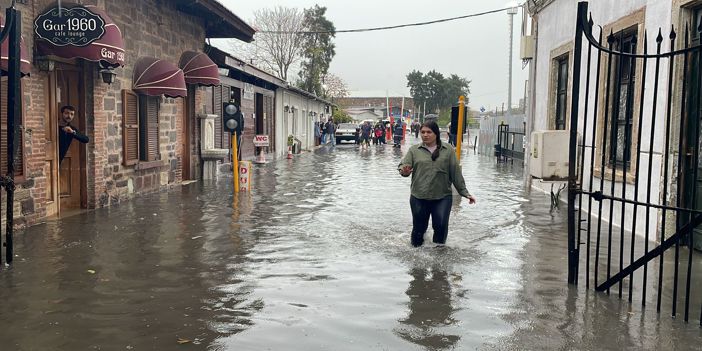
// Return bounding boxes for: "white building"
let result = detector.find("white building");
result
[275,87,333,159]
[525,0,702,243]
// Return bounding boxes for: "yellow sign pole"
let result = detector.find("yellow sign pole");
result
[456,95,466,162]
[232,132,239,192]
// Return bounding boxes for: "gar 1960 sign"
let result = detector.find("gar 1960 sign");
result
[34,6,106,47]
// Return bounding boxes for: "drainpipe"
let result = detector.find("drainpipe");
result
[525,15,538,190]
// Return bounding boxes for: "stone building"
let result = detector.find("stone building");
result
[0,0,254,225]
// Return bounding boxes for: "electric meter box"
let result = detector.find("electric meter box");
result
[530,130,571,180]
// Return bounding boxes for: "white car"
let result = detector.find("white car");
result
[335,123,359,144]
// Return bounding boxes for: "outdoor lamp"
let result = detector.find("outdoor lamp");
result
[100,67,116,84]
[35,56,55,72]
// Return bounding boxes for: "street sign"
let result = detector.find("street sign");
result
[239,161,251,192]
[253,135,270,147]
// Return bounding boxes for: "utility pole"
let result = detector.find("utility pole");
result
[507,6,518,116]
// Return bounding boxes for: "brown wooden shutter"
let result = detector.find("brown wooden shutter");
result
[139,96,160,161]
[147,97,159,161]
[122,90,139,166]
[213,85,223,148]
[0,78,23,177]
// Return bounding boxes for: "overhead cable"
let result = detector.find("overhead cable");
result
[258,6,516,34]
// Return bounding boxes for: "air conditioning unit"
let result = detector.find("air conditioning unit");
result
[520,35,535,60]
[530,130,571,180]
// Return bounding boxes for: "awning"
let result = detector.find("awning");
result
[0,18,31,75]
[179,51,220,86]
[34,4,125,67]
[133,57,187,98]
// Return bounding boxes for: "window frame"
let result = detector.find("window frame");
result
[608,28,638,168]
[555,56,569,130]
[138,95,160,162]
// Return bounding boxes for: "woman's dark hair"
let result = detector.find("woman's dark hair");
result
[420,120,442,161]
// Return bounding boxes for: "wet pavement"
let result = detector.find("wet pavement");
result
[1,137,702,350]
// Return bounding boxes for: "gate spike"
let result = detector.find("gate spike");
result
[587,14,594,31]
[607,29,615,44]
[656,28,663,44]
[684,23,690,47]
[669,24,676,41]
[643,32,648,53]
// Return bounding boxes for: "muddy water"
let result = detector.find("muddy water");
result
[0,139,701,350]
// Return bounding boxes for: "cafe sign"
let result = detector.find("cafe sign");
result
[34,6,106,47]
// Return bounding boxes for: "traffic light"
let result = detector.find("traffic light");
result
[223,100,244,134]
[450,106,468,135]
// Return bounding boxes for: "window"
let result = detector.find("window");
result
[139,95,160,161]
[555,56,569,130]
[121,90,159,164]
[609,29,637,167]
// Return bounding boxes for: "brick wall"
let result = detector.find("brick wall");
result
[0,0,212,226]
[336,97,416,111]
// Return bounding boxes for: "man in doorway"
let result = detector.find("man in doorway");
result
[59,105,89,164]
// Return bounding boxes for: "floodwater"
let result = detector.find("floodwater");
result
[1,137,701,350]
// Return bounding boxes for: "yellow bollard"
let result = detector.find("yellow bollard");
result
[456,96,466,162]
[232,131,239,193]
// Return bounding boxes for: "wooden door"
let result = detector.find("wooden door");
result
[182,86,193,180]
[44,73,59,216]
[56,69,85,211]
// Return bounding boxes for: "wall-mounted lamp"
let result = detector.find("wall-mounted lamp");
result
[99,67,116,84]
[35,56,55,72]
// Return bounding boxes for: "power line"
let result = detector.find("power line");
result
[258,6,515,34]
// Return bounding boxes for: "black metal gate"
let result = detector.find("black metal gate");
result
[496,122,526,163]
[568,1,702,323]
[0,2,24,267]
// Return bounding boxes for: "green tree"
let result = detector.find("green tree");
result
[297,5,336,96]
[406,70,470,115]
[332,108,352,124]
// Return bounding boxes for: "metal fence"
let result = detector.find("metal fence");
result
[0,2,23,266]
[567,1,702,323]
[477,113,525,157]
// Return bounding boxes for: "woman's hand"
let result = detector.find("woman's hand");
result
[399,165,413,177]
[466,195,476,204]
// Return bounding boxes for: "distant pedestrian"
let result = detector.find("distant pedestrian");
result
[326,119,336,145]
[321,121,328,144]
[398,120,476,247]
[393,121,403,148]
[314,121,321,146]
[360,121,372,149]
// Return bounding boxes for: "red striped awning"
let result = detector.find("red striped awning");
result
[35,4,125,67]
[0,18,31,75]
[133,57,187,98]
[179,51,220,86]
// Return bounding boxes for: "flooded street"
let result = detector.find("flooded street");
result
[1,138,702,350]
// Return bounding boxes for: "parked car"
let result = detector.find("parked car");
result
[335,123,359,144]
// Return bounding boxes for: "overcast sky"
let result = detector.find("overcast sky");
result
[215,0,528,111]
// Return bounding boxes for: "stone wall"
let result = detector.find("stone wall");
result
[1,0,212,226]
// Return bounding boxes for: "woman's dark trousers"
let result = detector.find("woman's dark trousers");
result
[409,195,453,247]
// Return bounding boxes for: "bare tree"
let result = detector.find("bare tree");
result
[321,73,349,100]
[230,6,305,81]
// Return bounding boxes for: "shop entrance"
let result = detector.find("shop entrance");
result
[46,65,87,216]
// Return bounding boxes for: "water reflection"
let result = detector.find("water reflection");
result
[396,267,460,350]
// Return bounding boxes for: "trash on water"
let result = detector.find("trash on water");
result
[177,338,191,344]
